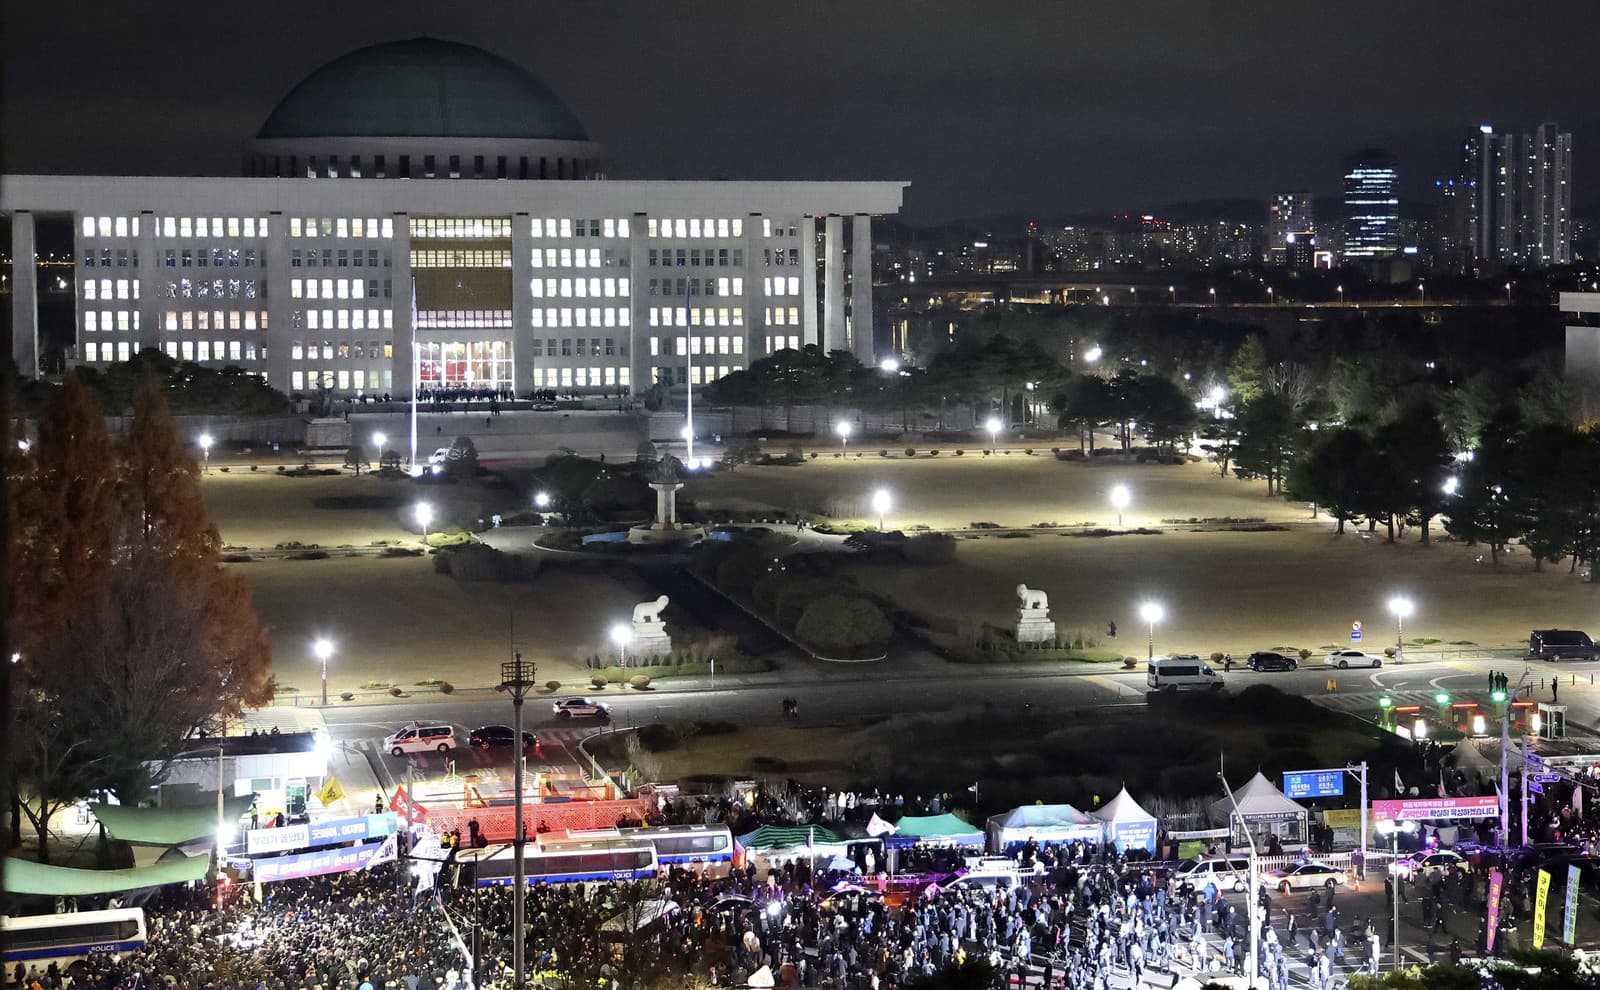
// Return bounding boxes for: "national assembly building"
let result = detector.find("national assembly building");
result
[3,38,906,397]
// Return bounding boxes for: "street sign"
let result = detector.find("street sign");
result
[1525,753,1545,770]
[1352,621,1362,632]
[1284,770,1346,799]
[1351,629,1363,641]
[1528,781,1545,795]
[1533,772,1561,785]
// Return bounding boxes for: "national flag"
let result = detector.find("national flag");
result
[314,775,346,807]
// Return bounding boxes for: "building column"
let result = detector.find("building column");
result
[263,212,293,390]
[510,212,534,394]
[849,214,874,363]
[10,211,39,377]
[626,213,649,397]
[800,215,820,348]
[823,215,844,352]
[137,211,159,365]
[742,214,762,357]
[390,213,413,398]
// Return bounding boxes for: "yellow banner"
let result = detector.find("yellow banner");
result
[314,775,346,807]
[1323,808,1377,829]
[1533,868,1551,949]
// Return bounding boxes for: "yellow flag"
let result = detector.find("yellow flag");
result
[315,775,346,806]
[1533,868,1551,949]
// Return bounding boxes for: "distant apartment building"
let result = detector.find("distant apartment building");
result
[1266,191,1314,264]
[1453,123,1572,269]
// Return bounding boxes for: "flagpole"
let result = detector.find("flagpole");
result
[409,276,418,470]
[684,310,695,464]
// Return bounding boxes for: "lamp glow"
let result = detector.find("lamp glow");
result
[1110,484,1131,527]
[872,488,892,531]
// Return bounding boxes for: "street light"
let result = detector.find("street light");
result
[610,624,632,669]
[985,416,1001,451]
[879,357,900,373]
[1110,484,1131,528]
[1442,476,1459,496]
[315,637,334,706]
[1377,818,1418,968]
[1388,596,1414,662]
[1168,285,1176,303]
[198,433,214,474]
[1084,345,1103,364]
[872,488,891,532]
[1418,283,1426,305]
[835,420,852,454]
[1267,286,1274,304]
[373,431,387,455]
[1138,601,1164,661]
[1337,285,1345,305]
[534,491,552,509]
[1505,281,1513,303]
[415,502,434,542]
[1208,287,1216,304]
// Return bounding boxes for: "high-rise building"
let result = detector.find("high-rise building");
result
[1266,191,1314,264]
[1342,149,1400,259]
[1527,122,1573,266]
[1434,178,1474,273]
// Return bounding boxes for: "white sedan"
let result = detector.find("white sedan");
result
[1324,648,1383,669]
[1268,862,1349,892]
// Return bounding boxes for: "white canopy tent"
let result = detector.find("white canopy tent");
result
[1091,788,1158,853]
[1212,772,1308,846]
[986,804,1102,852]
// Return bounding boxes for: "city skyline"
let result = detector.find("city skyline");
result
[4,1,1599,223]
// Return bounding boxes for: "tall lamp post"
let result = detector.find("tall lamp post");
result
[1217,767,1261,989]
[835,421,852,455]
[415,502,434,543]
[1377,818,1417,969]
[1388,596,1413,663]
[315,637,334,706]
[872,488,892,532]
[1139,601,1164,661]
[199,433,214,474]
[1110,484,1131,529]
[373,432,387,460]
[985,416,1001,452]
[499,653,538,990]
[610,624,632,669]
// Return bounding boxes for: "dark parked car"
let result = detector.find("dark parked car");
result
[1529,629,1600,661]
[1247,651,1299,671]
[468,724,540,754]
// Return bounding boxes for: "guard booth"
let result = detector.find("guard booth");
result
[1538,703,1567,739]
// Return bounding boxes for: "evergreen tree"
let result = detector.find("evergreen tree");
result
[1233,393,1302,495]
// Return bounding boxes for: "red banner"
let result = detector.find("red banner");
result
[1371,795,1500,820]
[388,786,430,824]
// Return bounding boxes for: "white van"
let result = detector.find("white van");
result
[383,722,457,756]
[1147,655,1223,692]
[1174,855,1253,892]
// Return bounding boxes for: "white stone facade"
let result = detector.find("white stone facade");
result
[3,175,904,396]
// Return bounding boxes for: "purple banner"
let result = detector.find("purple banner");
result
[1486,868,1504,953]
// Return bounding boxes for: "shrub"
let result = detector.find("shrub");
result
[809,452,818,460]
[590,674,609,688]
[1298,649,1312,661]
[795,595,893,654]
[879,449,889,457]
[929,449,940,457]
[630,674,651,689]
[775,578,837,628]
[1051,447,1060,454]
[251,465,259,472]
[905,447,916,457]
[545,680,561,692]
[1024,448,1034,455]
[1384,646,1397,658]
[445,436,479,476]
[955,449,964,456]
[903,532,957,565]
[439,682,454,694]
[339,691,354,701]
[389,686,404,697]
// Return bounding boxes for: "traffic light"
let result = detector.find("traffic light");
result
[1492,690,1507,703]
[1434,692,1451,705]
[1379,696,1394,727]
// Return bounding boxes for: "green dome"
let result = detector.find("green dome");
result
[257,38,588,142]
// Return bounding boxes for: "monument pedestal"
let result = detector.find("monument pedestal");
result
[628,474,705,543]
[630,630,674,659]
[303,417,352,454]
[1015,612,1057,645]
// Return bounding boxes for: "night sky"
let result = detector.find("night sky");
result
[5,1,1598,224]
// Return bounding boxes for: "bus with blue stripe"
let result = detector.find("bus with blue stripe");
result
[457,838,658,886]
[555,825,735,875]
[2,909,148,970]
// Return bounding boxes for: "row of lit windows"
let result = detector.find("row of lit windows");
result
[648,248,745,268]
[83,249,139,269]
[532,366,632,388]
[530,277,631,299]
[291,278,380,300]
[162,310,269,332]
[292,369,393,391]
[530,247,625,269]
[84,341,137,362]
[84,279,140,301]
[646,218,745,239]
[292,341,394,361]
[151,216,270,239]
[651,365,738,386]
[294,309,396,331]
[415,310,513,329]
[163,248,259,268]
[649,307,747,328]
[411,218,512,239]
[529,307,632,329]
[289,218,395,239]
[761,220,799,239]
[161,278,261,300]
[152,340,259,363]
[83,310,141,332]
[765,335,802,353]
[81,216,141,238]
[648,277,746,297]
[765,276,801,297]
[530,337,626,358]
[412,248,511,269]
[764,307,802,327]
[417,341,512,389]
[530,218,632,239]
[648,335,747,357]
[291,248,390,269]
[763,248,802,267]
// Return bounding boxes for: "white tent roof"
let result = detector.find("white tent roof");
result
[1453,741,1494,773]
[989,804,1097,830]
[1091,787,1156,824]
[1212,772,1307,820]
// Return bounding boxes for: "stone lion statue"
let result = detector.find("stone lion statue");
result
[633,595,669,625]
[1016,584,1049,612]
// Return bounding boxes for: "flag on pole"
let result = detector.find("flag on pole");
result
[1438,768,1447,798]
[314,775,346,807]
[1576,786,1585,816]
[1394,769,1404,794]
